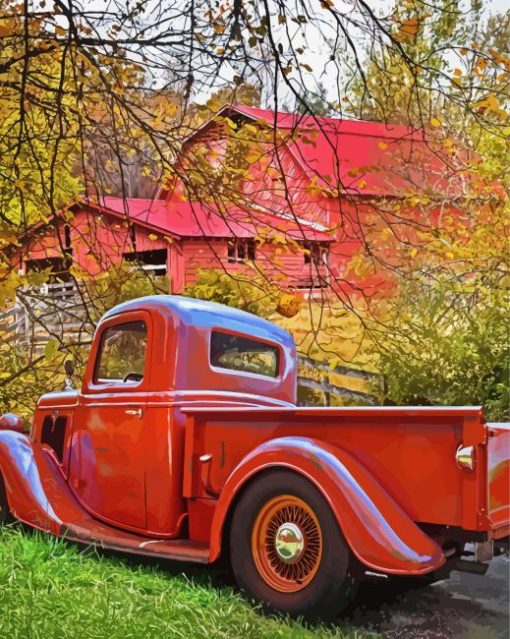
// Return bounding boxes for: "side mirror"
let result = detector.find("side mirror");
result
[64,359,75,376]
[64,359,75,390]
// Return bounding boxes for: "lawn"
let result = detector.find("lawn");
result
[0,526,373,639]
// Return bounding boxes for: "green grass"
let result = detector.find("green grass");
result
[0,527,373,639]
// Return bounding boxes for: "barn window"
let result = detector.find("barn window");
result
[25,255,73,282]
[123,249,167,276]
[227,239,256,263]
[63,224,72,251]
[303,242,327,266]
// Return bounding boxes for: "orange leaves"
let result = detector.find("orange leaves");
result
[276,293,301,318]
[393,18,420,42]
[475,93,507,119]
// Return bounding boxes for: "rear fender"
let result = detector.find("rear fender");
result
[0,430,64,534]
[210,436,445,575]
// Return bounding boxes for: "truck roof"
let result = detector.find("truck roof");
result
[103,295,295,350]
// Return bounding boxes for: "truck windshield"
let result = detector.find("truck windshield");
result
[210,331,280,378]
[95,320,147,383]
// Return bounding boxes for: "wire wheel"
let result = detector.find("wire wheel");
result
[251,494,323,593]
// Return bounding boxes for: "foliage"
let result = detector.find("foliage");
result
[184,268,279,318]
[371,203,510,421]
[0,0,508,420]
[0,527,362,639]
[0,264,168,419]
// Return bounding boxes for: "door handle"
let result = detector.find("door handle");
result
[125,408,143,418]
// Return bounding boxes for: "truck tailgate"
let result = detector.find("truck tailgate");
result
[487,423,510,535]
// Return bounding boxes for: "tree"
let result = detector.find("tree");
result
[0,0,508,417]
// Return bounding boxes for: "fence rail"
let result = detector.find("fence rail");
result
[0,282,93,349]
[1,285,381,405]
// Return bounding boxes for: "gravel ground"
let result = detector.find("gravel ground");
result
[344,556,509,638]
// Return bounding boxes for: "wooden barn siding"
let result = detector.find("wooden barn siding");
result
[180,238,327,289]
[18,208,170,277]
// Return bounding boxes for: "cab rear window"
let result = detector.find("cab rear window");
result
[210,331,280,378]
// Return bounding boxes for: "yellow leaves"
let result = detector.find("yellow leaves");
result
[224,117,237,130]
[245,150,260,164]
[378,142,388,150]
[453,68,463,77]
[430,118,441,128]
[148,233,158,241]
[272,234,288,245]
[357,179,367,189]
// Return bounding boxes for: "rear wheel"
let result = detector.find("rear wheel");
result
[229,470,358,621]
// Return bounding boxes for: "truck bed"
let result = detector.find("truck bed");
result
[182,405,510,538]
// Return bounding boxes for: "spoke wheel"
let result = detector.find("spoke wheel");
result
[251,494,323,593]
[230,470,358,621]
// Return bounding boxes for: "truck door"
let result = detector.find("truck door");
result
[71,313,152,531]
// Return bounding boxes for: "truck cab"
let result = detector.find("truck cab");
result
[0,295,508,622]
[33,296,296,538]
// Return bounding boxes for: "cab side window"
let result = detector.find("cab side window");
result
[95,320,147,384]
[210,331,280,378]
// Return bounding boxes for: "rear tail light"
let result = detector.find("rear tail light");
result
[456,444,476,471]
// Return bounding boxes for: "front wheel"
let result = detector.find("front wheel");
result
[229,470,358,622]
[0,474,13,525]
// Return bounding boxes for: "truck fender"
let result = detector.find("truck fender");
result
[209,436,445,575]
[0,429,64,534]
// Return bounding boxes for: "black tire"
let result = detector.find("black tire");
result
[0,474,13,525]
[229,470,358,622]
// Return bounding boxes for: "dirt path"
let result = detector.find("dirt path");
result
[344,557,509,638]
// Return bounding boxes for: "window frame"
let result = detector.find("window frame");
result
[227,238,256,263]
[303,242,328,266]
[208,327,282,381]
[87,311,152,393]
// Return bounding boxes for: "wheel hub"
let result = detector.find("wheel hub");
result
[274,522,305,563]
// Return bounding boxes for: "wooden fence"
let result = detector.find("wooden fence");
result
[0,282,94,351]
[1,284,381,405]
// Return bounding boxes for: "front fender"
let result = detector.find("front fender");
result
[209,436,445,575]
[0,430,64,534]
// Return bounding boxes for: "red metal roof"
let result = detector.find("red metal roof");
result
[203,105,464,198]
[96,197,332,242]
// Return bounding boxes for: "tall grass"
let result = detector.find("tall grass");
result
[0,527,372,639]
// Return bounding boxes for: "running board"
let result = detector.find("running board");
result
[62,525,209,563]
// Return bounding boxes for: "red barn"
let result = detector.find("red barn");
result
[16,105,461,296]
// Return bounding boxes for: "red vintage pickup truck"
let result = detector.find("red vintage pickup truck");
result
[0,296,508,621]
